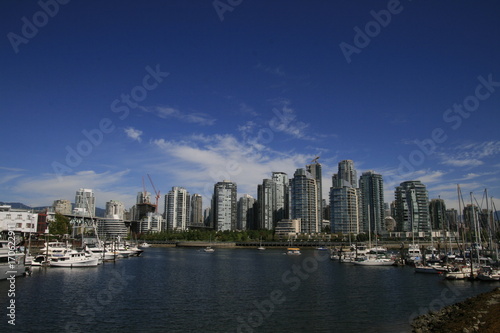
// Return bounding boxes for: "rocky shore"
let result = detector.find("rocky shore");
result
[411,287,500,333]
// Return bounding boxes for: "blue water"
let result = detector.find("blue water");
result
[1,247,498,333]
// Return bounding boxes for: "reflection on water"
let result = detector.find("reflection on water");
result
[1,247,498,332]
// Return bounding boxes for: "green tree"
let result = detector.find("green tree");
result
[49,213,71,236]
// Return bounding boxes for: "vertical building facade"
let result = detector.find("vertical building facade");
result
[74,188,95,216]
[394,181,430,233]
[105,200,125,220]
[165,187,190,231]
[290,168,318,233]
[429,198,447,231]
[359,171,385,234]
[212,180,237,231]
[272,172,289,223]
[306,162,322,227]
[330,160,360,234]
[52,199,72,215]
[237,194,255,230]
[190,194,203,226]
[257,179,277,230]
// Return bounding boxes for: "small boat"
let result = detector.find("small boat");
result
[140,242,151,248]
[203,246,215,253]
[50,250,99,267]
[477,266,500,281]
[352,255,395,266]
[286,247,301,255]
[316,246,328,251]
[414,263,440,274]
[257,238,265,251]
[0,240,28,280]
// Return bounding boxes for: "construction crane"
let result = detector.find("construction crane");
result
[311,156,320,164]
[147,174,161,213]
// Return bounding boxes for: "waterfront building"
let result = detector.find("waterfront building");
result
[336,159,357,188]
[394,180,431,233]
[52,199,72,215]
[237,194,255,230]
[446,208,458,230]
[330,187,360,234]
[74,188,95,216]
[290,168,319,233]
[203,207,211,227]
[165,187,190,231]
[257,179,277,230]
[305,163,322,225]
[105,200,125,220]
[429,198,447,231]
[190,194,203,226]
[98,217,128,239]
[359,171,385,234]
[139,212,164,233]
[330,160,360,234]
[211,180,237,231]
[0,205,37,234]
[274,218,301,240]
[384,216,396,232]
[272,172,289,223]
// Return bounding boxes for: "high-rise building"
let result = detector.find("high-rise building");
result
[394,180,430,233]
[105,200,125,219]
[429,199,447,230]
[190,194,203,226]
[330,160,360,234]
[74,188,95,216]
[137,191,151,205]
[272,172,289,223]
[165,187,190,231]
[306,162,323,227]
[290,168,318,233]
[237,194,255,230]
[336,160,357,188]
[52,199,72,215]
[330,187,360,234]
[212,180,237,231]
[446,208,458,230]
[359,171,385,234]
[257,179,277,230]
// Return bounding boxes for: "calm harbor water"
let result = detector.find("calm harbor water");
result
[1,247,498,333]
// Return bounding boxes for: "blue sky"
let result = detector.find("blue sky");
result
[1,0,500,213]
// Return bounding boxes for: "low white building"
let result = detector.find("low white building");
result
[0,205,37,234]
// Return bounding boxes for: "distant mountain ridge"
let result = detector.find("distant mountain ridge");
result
[0,202,106,217]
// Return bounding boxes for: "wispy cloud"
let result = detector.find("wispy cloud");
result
[151,133,311,204]
[141,106,216,126]
[124,127,143,142]
[438,141,500,168]
[11,170,134,207]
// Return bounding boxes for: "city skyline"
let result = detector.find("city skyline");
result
[2,1,500,212]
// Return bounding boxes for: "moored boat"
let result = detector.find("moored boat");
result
[286,247,301,255]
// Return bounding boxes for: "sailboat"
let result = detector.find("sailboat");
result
[352,205,394,266]
[203,235,215,253]
[257,237,265,251]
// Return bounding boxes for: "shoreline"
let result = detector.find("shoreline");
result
[411,287,500,333]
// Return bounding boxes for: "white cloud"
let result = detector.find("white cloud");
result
[141,106,216,126]
[11,170,135,208]
[440,158,483,167]
[124,127,143,142]
[151,134,311,205]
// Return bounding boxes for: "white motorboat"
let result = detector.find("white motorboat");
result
[444,265,478,280]
[139,242,151,248]
[477,266,500,281]
[203,246,215,253]
[406,244,422,264]
[50,250,99,267]
[352,255,395,266]
[1,240,28,280]
[414,263,441,274]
